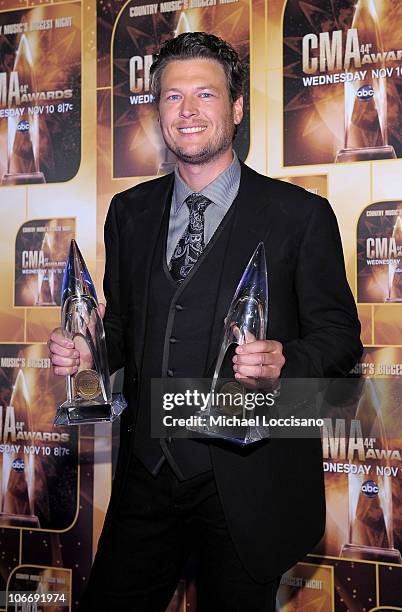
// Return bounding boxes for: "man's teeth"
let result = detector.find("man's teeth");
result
[179,126,206,133]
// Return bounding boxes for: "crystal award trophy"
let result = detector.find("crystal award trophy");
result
[335,0,396,163]
[2,35,45,185]
[1,369,40,527]
[340,379,402,562]
[385,214,402,302]
[54,240,126,426]
[187,243,270,445]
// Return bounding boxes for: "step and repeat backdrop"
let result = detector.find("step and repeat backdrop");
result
[0,0,401,610]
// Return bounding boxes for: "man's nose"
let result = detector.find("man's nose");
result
[179,95,199,118]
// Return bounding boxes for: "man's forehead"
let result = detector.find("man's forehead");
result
[160,58,227,87]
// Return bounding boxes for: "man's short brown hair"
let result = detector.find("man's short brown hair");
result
[150,31,244,105]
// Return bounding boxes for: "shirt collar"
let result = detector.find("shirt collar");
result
[172,152,241,214]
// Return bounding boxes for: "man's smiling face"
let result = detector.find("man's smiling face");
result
[158,58,243,166]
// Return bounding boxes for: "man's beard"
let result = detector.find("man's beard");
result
[162,120,235,166]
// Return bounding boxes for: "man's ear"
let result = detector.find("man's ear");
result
[233,95,244,125]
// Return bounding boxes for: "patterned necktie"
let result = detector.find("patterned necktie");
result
[170,193,212,284]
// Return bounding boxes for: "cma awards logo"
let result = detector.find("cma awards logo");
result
[12,458,25,472]
[357,84,374,101]
[361,479,379,497]
[17,120,30,132]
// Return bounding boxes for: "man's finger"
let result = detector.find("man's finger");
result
[234,363,281,379]
[243,329,256,343]
[54,365,78,376]
[48,342,79,359]
[232,326,256,344]
[236,340,282,355]
[50,328,74,349]
[51,354,80,368]
[233,373,259,390]
[233,352,279,366]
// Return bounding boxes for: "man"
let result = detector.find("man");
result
[49,32,362,611]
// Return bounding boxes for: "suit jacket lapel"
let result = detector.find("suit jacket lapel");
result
[205,162,275,375]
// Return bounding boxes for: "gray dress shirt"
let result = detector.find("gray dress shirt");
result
[166,153,241,266]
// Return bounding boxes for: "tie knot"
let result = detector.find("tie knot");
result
[185,193,212,214]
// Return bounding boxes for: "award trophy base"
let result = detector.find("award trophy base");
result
[341,543,402,563]
[54,394,127,426]
[0,512,40,528]
[187,379,271,446]
[335,145,396,163]
[2,172,46,185]
[187,407,269,446]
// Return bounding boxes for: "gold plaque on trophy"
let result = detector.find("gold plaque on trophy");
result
[75,369,101,400]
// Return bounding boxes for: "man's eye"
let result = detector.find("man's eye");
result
[167,94,181,101]
[200,92,213,98]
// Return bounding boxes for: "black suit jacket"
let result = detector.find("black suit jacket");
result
[103,162,362,581]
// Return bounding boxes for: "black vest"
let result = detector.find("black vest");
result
[133,199,236,479]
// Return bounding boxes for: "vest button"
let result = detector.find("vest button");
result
[169,337,178,344]
[175,304,184,311]
[167,369,174,377]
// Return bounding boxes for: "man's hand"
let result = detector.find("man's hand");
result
[232,339,285,388]
[48,303,105,376]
